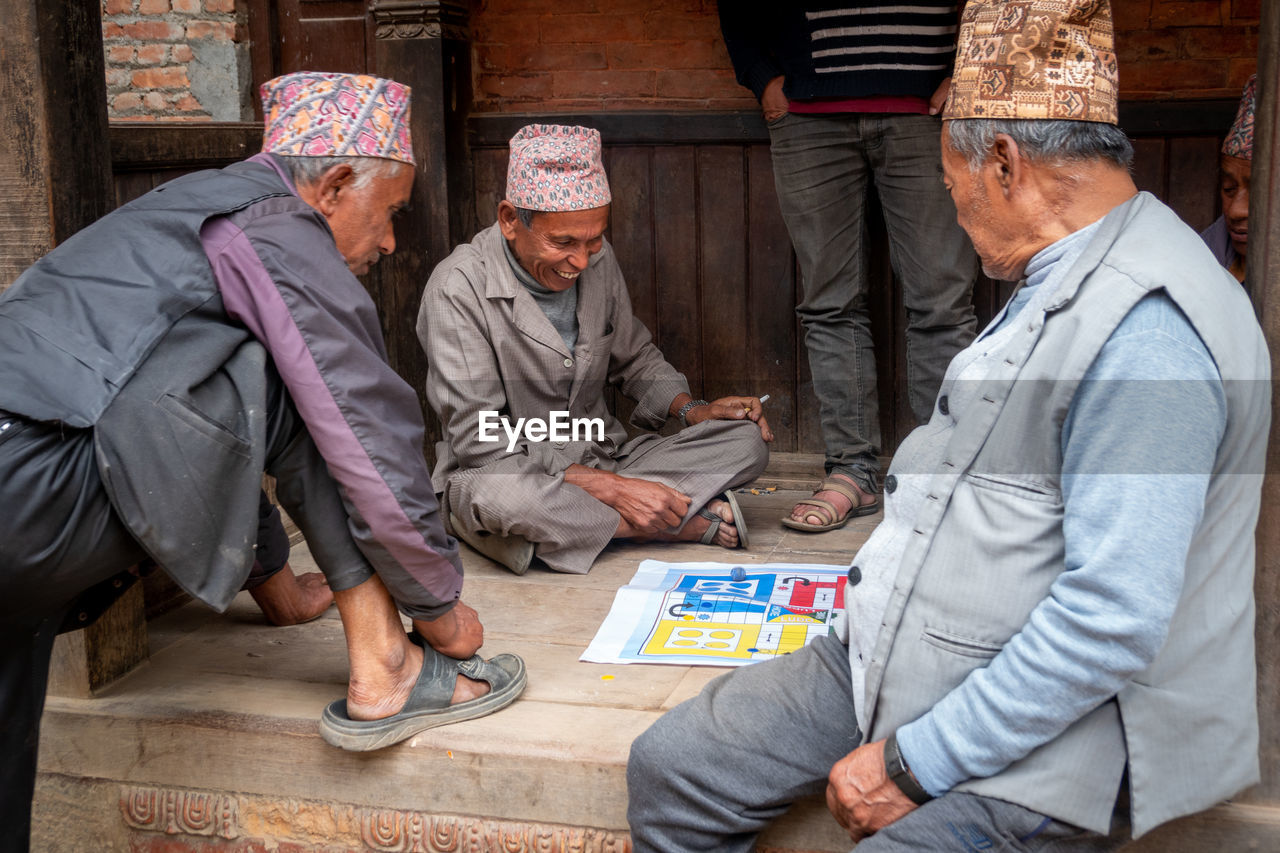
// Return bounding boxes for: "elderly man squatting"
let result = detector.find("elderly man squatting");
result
[417,124,771,576]
[0,72,524,851]
[626,2,1269,850]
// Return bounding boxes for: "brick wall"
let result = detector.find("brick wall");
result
[102,0,249,121]
[470,0,1261,113]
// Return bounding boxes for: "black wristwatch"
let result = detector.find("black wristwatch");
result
[883,732,934,805]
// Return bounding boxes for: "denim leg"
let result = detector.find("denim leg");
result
[627,634,861,853]
[768,113,880,482]
[868,114,978,424]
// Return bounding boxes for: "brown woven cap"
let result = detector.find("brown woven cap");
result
[944,0,1119,124]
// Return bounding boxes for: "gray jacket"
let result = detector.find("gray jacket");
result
[860,193,1269,835]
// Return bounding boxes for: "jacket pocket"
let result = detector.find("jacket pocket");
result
[963,470,1061,504]
[921,627,1004,659]
[158,393,252,458]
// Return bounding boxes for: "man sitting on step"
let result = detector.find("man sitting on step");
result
[417,124,771,575]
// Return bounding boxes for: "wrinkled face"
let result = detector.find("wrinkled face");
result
[940,128,1025,281]
[324,164,415,276]
[1218,154,1251,258]
[498,202,610,292]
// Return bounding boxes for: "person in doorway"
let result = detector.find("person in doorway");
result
[1201,74,1255,283]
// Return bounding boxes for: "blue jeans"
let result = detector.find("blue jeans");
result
[626,635,1130,852]
[768,112,978,490]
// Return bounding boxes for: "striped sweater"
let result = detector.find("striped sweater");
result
[719,2,959,102]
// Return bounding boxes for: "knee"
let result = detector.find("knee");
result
[627,713,686,803]
[724,419,770,479]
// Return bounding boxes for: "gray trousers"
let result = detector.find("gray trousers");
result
[768,112,978,491]
[446,419,770,573]
[627,634,1130,852]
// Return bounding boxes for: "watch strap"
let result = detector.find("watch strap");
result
[677,399,708,427]
[884,732,934,806]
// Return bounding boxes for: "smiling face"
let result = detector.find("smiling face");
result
[497,201,610,291]
[319,162,415,276]
[1218,154,1251,259]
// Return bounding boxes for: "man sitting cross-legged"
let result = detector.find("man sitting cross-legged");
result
[416,124,771,575]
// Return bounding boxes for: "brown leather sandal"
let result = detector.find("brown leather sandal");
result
[780,477,880,532]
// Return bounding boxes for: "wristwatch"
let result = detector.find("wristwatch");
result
[883,732,934,805]
[676,398,708,427]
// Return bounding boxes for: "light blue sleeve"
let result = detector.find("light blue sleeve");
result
[896,292,1226,796]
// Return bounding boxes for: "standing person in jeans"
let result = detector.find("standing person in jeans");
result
[720,1,978,531]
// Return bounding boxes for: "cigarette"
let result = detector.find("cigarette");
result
[758,394,770,404]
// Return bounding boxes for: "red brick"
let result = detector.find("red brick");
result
[174,94,204,111]
[608,39,729,71]
[1230,0,1261,19]
[1227,58,1259,89]
[137,0,170,14]
[490,0,597,11]
[123,20,184,40]
[171,0,201,12]
[186,20,235,41]
[136,44,169,65]
[102,22,126,38]
[205,0,236,11]
[102,0,133,14]
[476,14,544,46]
[113,92,143,112]
[1148,1,1224,28]
[477,42,606,72]
[552,69,655,99]
[171,44,194,62]
[131,66,190,88]
[107,44,135,63]
[143,91,169,110]
[643,10,721,41]
[541,14,645,44]
[475,72,554,102]
[1120,58,1226,96]
[1177,26,1258,58]
[1115,29,1176,64]
[656,68,742,100]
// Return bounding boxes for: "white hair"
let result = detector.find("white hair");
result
[278,155,410,189]
[946,119,1134,171]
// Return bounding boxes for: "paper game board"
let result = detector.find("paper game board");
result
[582,559,848,667]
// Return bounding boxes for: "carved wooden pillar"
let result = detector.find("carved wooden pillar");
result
[1247,0,1280,807]
[366,0,473,457]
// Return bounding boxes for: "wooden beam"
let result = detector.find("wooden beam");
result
[1246,0,1280,807]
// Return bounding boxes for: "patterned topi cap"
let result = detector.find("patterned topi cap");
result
[944,0,1119,125]
[506,124,612,212]
[1222,75,1257,160]
[260,72,414,166]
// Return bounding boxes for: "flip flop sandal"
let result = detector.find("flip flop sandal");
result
[696,489,750,550]
[319,631,527,752]
[781,477,880,533]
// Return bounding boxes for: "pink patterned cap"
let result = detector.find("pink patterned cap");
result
[506,124,611,212]
[1222,75,1256,160]
[260,72,414,166]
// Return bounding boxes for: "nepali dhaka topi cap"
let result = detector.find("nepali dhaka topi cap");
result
[1222,74,1257,160]
[944,0,1118,125]
[261,72,414,166]
[506,124,612,212]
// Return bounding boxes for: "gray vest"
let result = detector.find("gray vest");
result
[857,193,1269,836]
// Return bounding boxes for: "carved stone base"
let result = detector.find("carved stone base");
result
[119,784,634,853]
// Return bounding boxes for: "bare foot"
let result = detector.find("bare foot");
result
[249,566,334,626]
[788,473,872,527]
[345,640,490,721]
